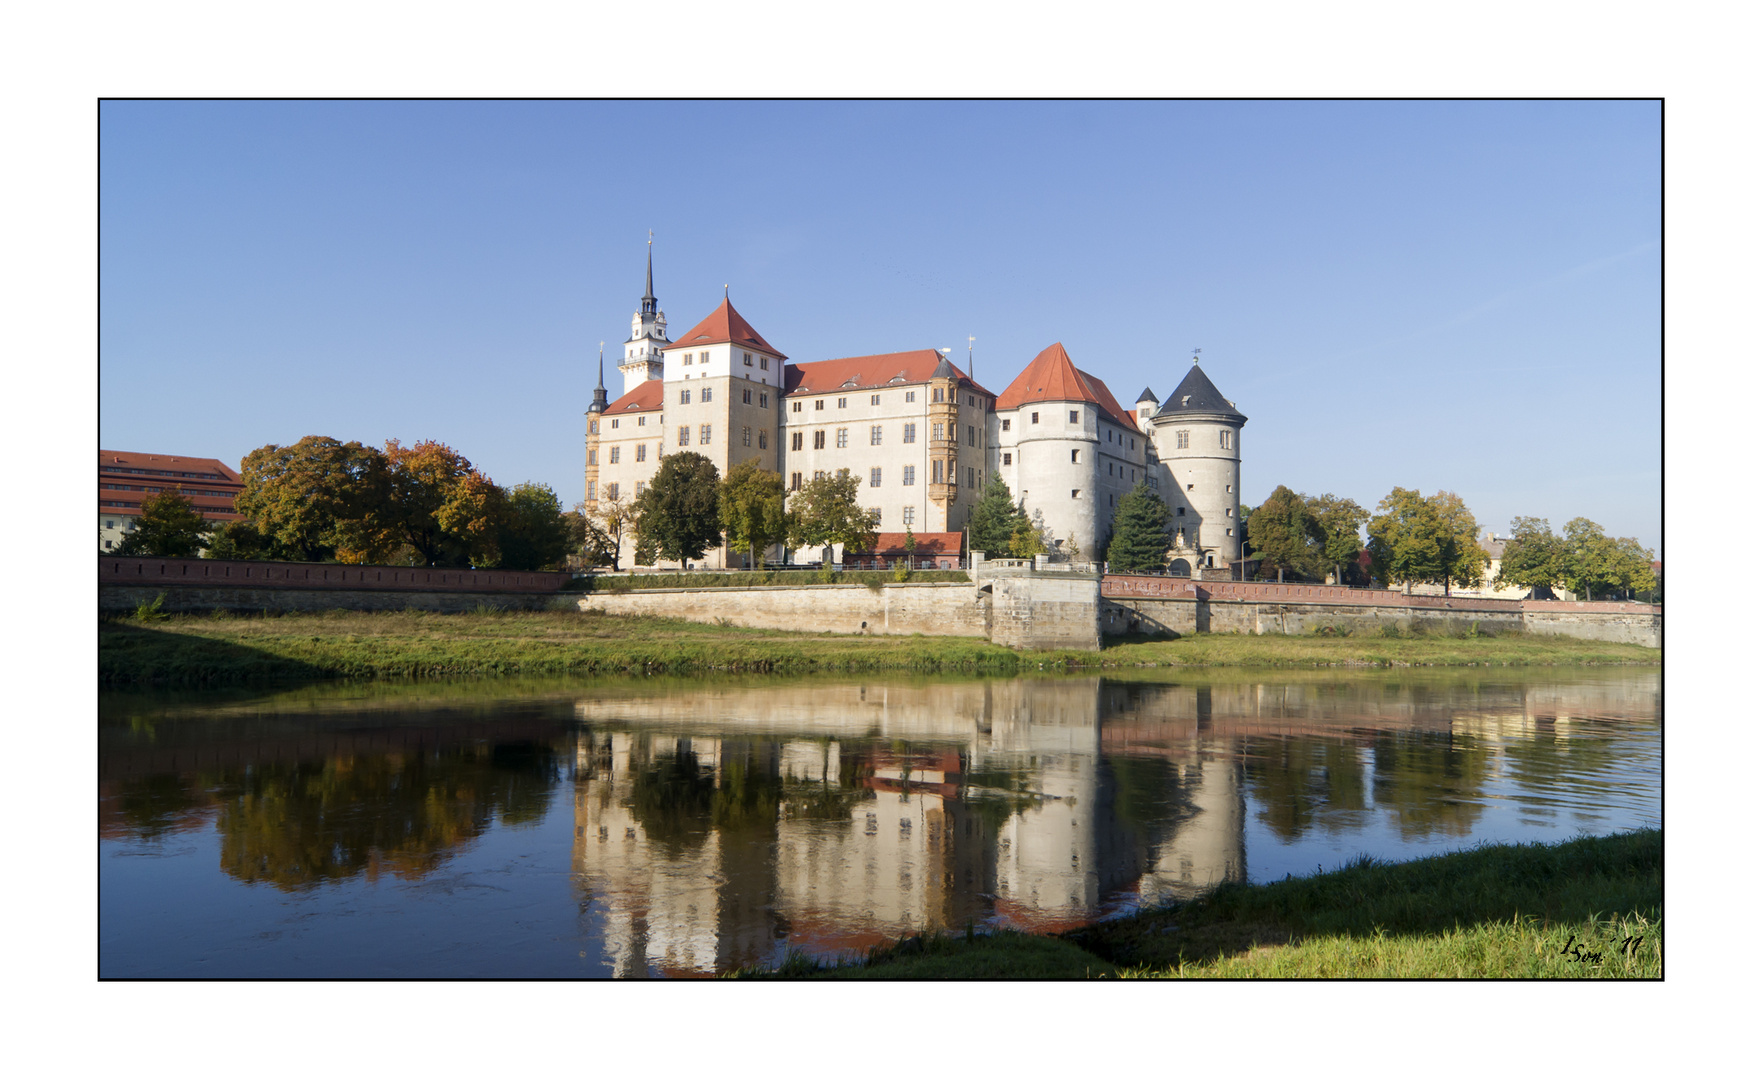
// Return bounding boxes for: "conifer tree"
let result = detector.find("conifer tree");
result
[1105,483,1173,573]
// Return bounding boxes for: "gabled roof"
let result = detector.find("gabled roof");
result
[994,342,1138,429]
[785,349,995,397]
[1155,364,1246,423]
[604,378,664,414]
[665,298,786,359]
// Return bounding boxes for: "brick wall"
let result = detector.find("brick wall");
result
[101,556,573,593]
[578,581,992,639]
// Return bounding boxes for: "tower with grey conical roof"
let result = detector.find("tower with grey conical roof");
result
[1147,361,1247,576]
[619,239,670,395]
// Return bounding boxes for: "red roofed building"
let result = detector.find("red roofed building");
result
[841,531,964,570]
[99,451,243,551]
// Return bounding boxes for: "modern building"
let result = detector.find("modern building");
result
[584,248,1247,573]
[99,451,243,551]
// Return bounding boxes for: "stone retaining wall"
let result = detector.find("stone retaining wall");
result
[101,583,564,615]
[577,581,991,639]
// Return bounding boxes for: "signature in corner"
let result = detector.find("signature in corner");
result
[1558,932,1647,964]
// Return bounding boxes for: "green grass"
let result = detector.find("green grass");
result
[741,829,1662,979]
[98,608,1661,686]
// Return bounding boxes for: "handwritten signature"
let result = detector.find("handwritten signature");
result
[1558,933,1647,964]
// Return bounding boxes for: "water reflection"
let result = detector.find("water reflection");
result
[99,670,1659,977]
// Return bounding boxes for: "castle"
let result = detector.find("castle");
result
[585,245,1246,573]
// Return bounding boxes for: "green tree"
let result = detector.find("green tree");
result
[1493,516,1564,597]
[234,436,392,563]
[1367,487,1489,595]
[1246,485,1325,582]
[786,469,877,563]
[719,460,788,570]
[497,482,574,570]
[204,519,271,560]
[1106,482,1173,573]
[1308,493,1370,585]
[965,473,1025,557]
[1008,506,1049,558]
[113,488,210,557]
[1561,518,1657,601]
[635,452,723,565]
[383,439,510,567]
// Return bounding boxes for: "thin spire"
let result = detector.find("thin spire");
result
[589,341,608,413]
[642,232,655,302]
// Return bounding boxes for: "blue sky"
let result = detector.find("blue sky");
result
[99,100,1661,550]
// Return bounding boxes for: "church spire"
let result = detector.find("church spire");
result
[641,232,656,315]
[589,342,608,414]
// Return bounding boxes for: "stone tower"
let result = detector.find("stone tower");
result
[584,344,609,509]
[926,354,961,531]
[1147,362,1246,576]
[618,241,669,396]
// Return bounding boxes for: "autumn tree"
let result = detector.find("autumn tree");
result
[113,488,210,557]
[1493,516,1564,597]
[786,469,876,564]
[497,482,574,571]
[1246,485,1325,582]
[1308,492,1370,585]
[1561,518,1657,600]
[719,460,788,570]
[234,436,392,562]
[381,439,512,567]
[635,452,723,565]
[1106,482,1173,573]
[1366,487,1490,595]
[1008,506,1051,559]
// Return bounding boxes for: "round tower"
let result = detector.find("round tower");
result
[1147,362,1246,576]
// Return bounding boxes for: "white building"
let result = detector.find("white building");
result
[584,249,1248,574]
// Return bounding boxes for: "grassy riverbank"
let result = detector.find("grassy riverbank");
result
[99,608,1661,685]
[739,829,1662,979]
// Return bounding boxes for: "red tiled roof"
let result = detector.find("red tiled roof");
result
[847,532,962,556]
[666,298,786,359]
[99,451,242,483]
[98,451,243,519]
[784,350,995,397]
[994,343,1138,430]
[605,379,665,414]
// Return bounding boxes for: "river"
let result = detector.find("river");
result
[99,668,1661,977]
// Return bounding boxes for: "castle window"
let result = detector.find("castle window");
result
[1071,450,1080,463]
[1187,483,1195,491]
[743,389,752,404]
[760,393,769,408]
[681,353,690,364]
[680,390,691,405]
[586,481,596,501]
[903,506,915,526]
[679,426,691,446]
[635,482,645,497]
[836,428,848,448]
[933,422,945,442]
[903,465,916,486]
[699,352,709,363]
[814,430,826,450]
[589,421,598,435]
[814,470,826,481]
[870,467,882,488]
[743,352,753,366]
[966,467,975,488]
[933,387,945,403]
[1226,507,1234,517]
[1176,430,1189,449]
[968,395,976,406]
[760,356,769,370]
[837,397,847,409]
[903,423,917,443]
[791,472,802,491]
[792,401,802,413]
[607,483,620,500]
[701,387,712,403]
[1220,430,1232,449]
[867,508,882,525]
[871,394,881,406]
[638,416,646,426]
[742,426,751,447]
[967,425,975,446]
[870,425,882,445]
[932,460,945,484]
[636,445,646,462]
[1226,527,1233,537]
[588,450,597,466]
[1031,412,1040,424]
[611,419,620,429]
[1069,410,1079,424]
[1226,483,1233,493]
[1003,453,1012,466]
[609,447,620,464]
[700,425,712,444]
[792,432,803,451]
[1072,489,1081,499]
[906,391,916,402]
[816,399,826,411]
[759,431,767,449]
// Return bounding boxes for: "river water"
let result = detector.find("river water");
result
[99,669,1660,977]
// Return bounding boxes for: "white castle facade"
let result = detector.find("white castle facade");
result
[585,247,1246,573]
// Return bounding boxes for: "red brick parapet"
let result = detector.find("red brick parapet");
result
[1101,574,1659,615]
[100,556,573,593]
